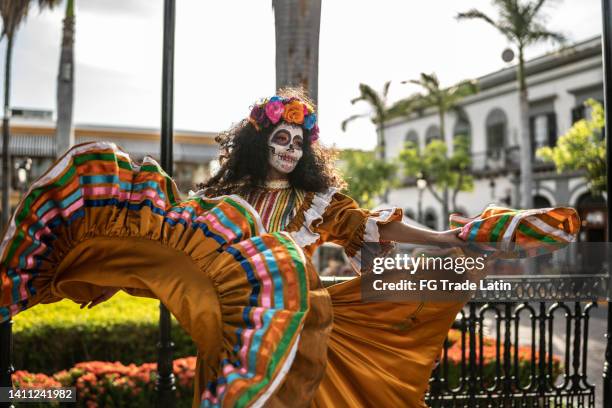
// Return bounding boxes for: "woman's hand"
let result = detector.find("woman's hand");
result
[379,221,466,246]
[432,228,464,247]
[79,287,121,309]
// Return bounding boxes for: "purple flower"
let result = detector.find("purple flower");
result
[310,124,320,142]
[250,105,266,122]
[265,101,284,124]
[249,105,270,129]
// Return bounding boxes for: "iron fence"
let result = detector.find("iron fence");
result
[426,300,597,408]
[320,275,605,407]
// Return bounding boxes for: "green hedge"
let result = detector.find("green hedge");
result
[12,292,197,374]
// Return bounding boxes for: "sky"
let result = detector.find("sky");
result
[0,0,604,150]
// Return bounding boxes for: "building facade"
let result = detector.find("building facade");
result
[0,109,219,220]
[383,36,606,242]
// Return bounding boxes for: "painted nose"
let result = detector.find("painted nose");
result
[287,144,295,152]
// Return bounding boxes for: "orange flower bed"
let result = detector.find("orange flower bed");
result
[437,329,562,389]
[12,357,197,407]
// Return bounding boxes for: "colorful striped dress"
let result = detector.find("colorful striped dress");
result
[0,141,579,408]
[450,205,579,258]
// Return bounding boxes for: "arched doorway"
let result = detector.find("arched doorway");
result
[533,194,552,209]
[403,208,416,221]
[485,108,507,161]
[575,192,606,242]
[424,209,438,230]
[425,125,442,146]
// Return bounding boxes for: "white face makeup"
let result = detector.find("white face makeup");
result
[267,123,304,174]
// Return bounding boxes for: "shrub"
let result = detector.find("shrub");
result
[12,292,197,373]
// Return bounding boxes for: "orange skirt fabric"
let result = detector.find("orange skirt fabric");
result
[1,141,473,407]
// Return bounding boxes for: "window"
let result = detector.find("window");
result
[529,112,557,159]
[425,125,442,146]
[485,108,507,160]
[453,110,471,142]
[404,130,419,151]
[571,98,604,139]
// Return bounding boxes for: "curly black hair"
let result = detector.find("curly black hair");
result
[197,87,346,197]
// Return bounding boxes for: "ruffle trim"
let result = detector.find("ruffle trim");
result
[450,205,579,257]
[347,207,403,275]
[0,141,311,408]
[289,187,339,248]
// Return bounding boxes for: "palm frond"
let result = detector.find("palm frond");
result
[350,95,365,105]
[526,26,566,46]
[458,7,516,43]
[456,9,498,27]
[358,83,383,108]
[341,113,368,131]
[386,94,421,118]
[402,79,424,87]
[0,0,30,39]
[530,0,548,19]
[0,0,58,39]
[420,72,439,86]
[37,0,60,9]
[382,80,391,99]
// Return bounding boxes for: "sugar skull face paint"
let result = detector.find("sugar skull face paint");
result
[267,123,304,174]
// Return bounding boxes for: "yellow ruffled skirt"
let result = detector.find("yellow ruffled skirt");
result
[0,141,464,408]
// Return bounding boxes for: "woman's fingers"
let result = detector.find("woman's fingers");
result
[79,287,120,309]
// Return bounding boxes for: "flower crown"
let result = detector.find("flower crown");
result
[248,95,319,142]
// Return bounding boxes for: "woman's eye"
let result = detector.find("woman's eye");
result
[294,139,303,149]
[271,132,290,145]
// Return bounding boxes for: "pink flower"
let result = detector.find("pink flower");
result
[265,101,284,124]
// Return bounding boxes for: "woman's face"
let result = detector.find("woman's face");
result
[267,122,303,174]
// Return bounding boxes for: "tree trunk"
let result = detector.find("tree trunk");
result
[55,0,75,159]
[442,186,449,229]
[1,34,14,230]
[439,108,446,144]
[518,48,533,209]
[440,107,449,228]
[378,125,389,203]
[272,0,321,104]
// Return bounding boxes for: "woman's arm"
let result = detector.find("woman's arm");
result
[378,220,463,246]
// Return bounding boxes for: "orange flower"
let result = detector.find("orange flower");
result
[281,100,305,125]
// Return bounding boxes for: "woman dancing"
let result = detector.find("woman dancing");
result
[0,87,577,407]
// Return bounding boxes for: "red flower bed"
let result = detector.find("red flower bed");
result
[438,329,562,389]
[12,357,196,407]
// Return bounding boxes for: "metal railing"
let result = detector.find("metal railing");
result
[320,275,603,407]
[427,300,597,407]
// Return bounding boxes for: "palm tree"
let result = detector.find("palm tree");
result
[402,72,477,147]
[272,0,321,104]
[401,72,477,225]
[342,82,393,162]
[0,0,59,229]
[55,0,75,158]
[457,0,566,209]
[342,82,415,203]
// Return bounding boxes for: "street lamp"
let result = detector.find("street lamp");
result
[14,158,32,193]
[416,173,427,224]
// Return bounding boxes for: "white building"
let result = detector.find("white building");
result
[0,108,219,219]
[383,36,605,242]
